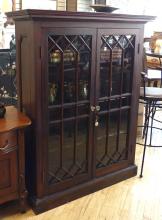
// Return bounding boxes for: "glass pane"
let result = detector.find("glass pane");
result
[108,111,120,164]
[121,96,131,107]
[96,34,135,170]
[96,114,107,168]
[110,98,120,109]
[48,124,61,184]
[78,104,89,115]
[122,48,134,93]
[99,101,108,112]
[100,46,110,98]
[99,34,135,98]
[48,35,91,104]
[120,109,129,134]
[62,121,75,176]
[48,62,61,105]
[107,135,118,164]
[47,34,92,186]
[118,110,130,160]
[64,106,75,119]
[111,47,122,96]
[109,111,119,136]
[64,71,76,103]
[78,80,89,101]
[118,133,127,160]
[49,108,61,121]
[76,118,88,173]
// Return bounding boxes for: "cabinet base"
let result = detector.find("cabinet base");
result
[29,165,137,214]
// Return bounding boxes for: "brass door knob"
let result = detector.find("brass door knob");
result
[96,105,100,112]
[91,106,95,112]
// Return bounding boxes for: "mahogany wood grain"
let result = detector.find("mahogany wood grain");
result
[0,106,31,133]
[0,106,31,213]
[6,9,155,23]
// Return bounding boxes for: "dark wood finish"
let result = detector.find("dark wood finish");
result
[6,9,154,214]
[0,106,31,212]
[6,9,155,23]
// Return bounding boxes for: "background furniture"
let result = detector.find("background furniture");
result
[0,49,17,106]
[145,51,162,86]
[7,9,154,213]
[138,72,162,177]
[0,106,31,212]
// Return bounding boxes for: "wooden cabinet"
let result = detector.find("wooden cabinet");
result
[7,10,154,213]
[0,106,31,212]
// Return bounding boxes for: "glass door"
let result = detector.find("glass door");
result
[95,29,139,177]
[43,28,96,193]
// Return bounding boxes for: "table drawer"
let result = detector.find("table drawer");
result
[0,150,18,198]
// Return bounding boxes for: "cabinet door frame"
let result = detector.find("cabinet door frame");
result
[93,28,141,177]
[41,27,97,195]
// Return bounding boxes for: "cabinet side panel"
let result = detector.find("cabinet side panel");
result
[15,21,37,196]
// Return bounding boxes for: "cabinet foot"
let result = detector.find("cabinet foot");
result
[19,190,28,213]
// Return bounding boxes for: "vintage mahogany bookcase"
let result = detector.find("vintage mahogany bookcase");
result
[7,10,154,213]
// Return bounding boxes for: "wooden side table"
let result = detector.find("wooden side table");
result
[0,106,31,212]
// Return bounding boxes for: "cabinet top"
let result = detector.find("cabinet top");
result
[6,9,155,24]
[0,106,31,133]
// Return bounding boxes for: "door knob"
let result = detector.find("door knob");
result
[96,105,100,112]
[91,106,95,112]
[91,105,100,112]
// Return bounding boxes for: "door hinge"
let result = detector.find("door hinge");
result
[138,43,140,54]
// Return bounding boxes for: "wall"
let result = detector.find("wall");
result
[0,0,14,49]
[105,0,160,36]
[22,0,56,10]
[64,0,160,36]
[77,0,91,12]
[0,0,12,12]
[57,0,66,10]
